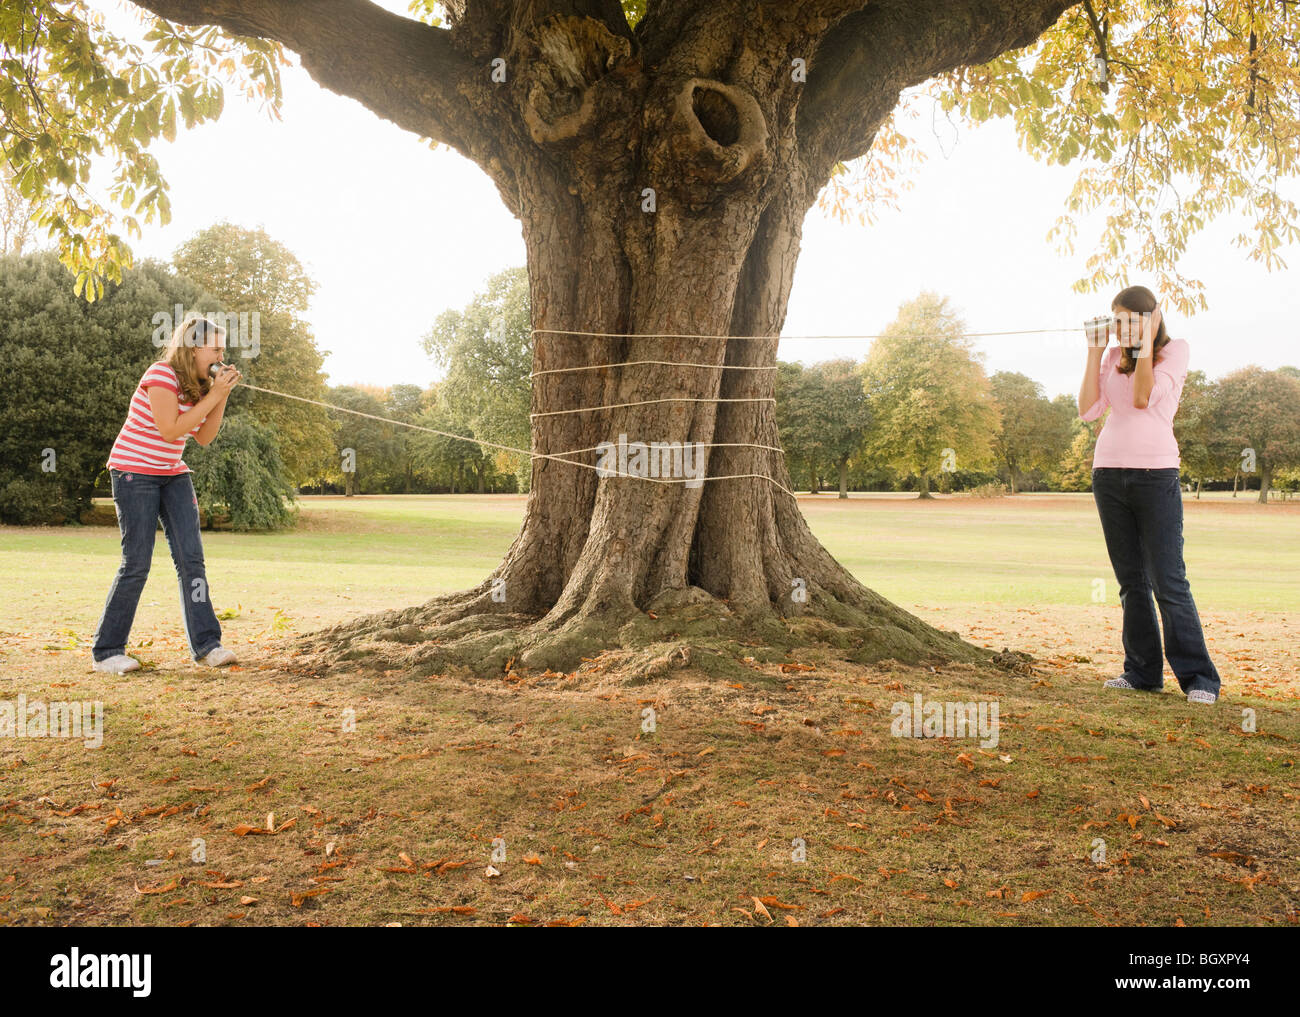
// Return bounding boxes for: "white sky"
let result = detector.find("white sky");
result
[93,1,1299,400]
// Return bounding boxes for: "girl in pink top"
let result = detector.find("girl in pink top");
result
[92,315,244,674]
[1078,285,1220,703]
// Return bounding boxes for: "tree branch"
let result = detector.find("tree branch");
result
[798,0,1081,170]
[128,0,499,165]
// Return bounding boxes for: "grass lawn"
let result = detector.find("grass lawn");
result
[1,492,1296,926]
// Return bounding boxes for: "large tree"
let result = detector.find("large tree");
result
[172,222,336,486]
[0,250,210,522]
[7,0,1298,673]
[861,293,1000,499]
[422,265,533,491]
[1211,367,1300,503]
[989,371,1073,494]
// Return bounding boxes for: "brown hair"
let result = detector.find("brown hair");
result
[158,314,225,404]
[1112,285,1171,375]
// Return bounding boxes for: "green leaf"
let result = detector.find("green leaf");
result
[1029,81,1054,108]
[162,96,177,142]
[179,85,196,127]
[133,111,152,145]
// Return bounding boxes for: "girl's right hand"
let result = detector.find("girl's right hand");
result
[1084,316,1113,350]
[212,365,241,398]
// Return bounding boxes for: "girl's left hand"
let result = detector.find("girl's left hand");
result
[1119,308,1158,358]
[1135,306,1160,359]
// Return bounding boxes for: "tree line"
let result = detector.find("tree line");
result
[3,235,1297,530]
[782,293,1300,503]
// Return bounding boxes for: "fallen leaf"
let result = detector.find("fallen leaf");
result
[134,880,179,895]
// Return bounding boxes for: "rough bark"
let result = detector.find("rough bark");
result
[129,0,1082,676]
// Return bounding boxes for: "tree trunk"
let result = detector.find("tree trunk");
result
[1259,466,1272,503]
[288,0,1084,678]
[917,471,933,499]
[314,149,981,674]
[1195,477,1202,499]
[838,459,848,499]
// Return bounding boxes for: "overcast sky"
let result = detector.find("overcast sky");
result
[96,1,1299,401]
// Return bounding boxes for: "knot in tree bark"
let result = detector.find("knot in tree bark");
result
[520,14,631,146]
[670,78,767,184]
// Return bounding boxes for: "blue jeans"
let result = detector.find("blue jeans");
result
[1091,467,1220,694]
[93,469,223,662]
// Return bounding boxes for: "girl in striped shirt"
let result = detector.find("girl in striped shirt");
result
[92,315,243,673]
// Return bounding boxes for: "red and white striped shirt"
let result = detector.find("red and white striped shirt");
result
[106,362,205,475]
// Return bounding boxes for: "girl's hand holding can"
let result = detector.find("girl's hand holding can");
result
[212,364,242,397]
[1084,315,1114,349]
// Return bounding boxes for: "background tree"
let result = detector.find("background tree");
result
[774,361,826,493]
[0,250,208,522]
[814,358,871,498]
[1277,367,1300,496]
[1211,367,1300,503]
[861,293,1000,499]
[1,172,43,255]
[10,0,1299,672]
[421,266,532,493]
[989,371,1073,493]
[409,390,498,493]
[1052,419,1101,492]
[385,383,432,493]
[1172,369,1222,498]
[325,386,406,497]
[187,415,298,529]
[172,222,335,485]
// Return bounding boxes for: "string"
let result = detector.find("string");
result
[530,326,1078,341]
[234,382,797,498]
[531,359,776,377]
[231,325,1088,498]
[530,396,775,419]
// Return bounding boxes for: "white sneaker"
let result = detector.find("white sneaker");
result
[201,646,237,667]
[1103,676,1138,690]
[1187,689,1218,704]
[92,654,140,674]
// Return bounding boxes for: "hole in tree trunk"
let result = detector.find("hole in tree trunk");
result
[692,86,741,146]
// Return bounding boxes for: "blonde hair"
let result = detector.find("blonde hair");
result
[160,314,226,404]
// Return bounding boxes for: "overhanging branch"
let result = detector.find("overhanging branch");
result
[128,0,499,165]
[798,0,1081,170]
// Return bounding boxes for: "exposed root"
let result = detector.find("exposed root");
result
[288,580,994,683]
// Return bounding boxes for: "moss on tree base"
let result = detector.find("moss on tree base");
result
[291,582,1001,684]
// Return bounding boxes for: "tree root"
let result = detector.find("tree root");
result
[288,579,994,683]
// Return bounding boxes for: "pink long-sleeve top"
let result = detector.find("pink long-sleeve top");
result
[1080,338,1190,469]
